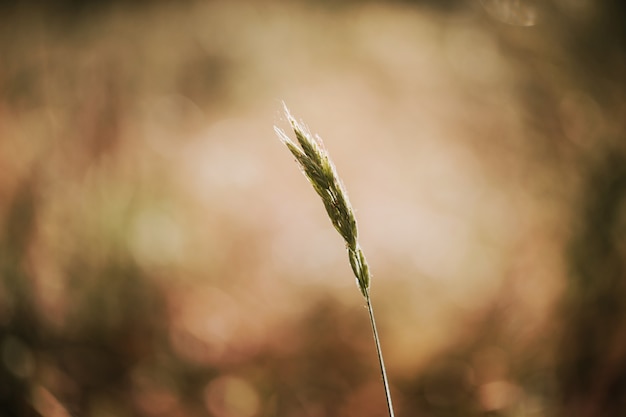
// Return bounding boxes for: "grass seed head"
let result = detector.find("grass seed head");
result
[276,103,370,297]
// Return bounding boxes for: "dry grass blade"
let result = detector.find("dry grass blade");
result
[275,103,395,417]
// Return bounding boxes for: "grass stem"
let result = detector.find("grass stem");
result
[276,104,396,417]
[366,292,395,417]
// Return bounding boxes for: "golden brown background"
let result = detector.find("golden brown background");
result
[1,0,625,416]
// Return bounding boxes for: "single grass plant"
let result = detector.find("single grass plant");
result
[275,103,395,417]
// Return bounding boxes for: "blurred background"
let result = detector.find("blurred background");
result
[1,0,625,416]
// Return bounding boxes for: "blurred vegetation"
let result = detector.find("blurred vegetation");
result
[0,1,625,417]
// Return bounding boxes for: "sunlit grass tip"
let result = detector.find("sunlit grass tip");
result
[274,103,369,297]
[275,103,395,417]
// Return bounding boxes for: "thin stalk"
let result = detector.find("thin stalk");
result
[276,104,396,417]
[366,292,395,417]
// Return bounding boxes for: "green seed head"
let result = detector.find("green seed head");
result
[275,103,370,297]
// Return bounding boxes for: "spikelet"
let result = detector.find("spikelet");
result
[274,103,370,297]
